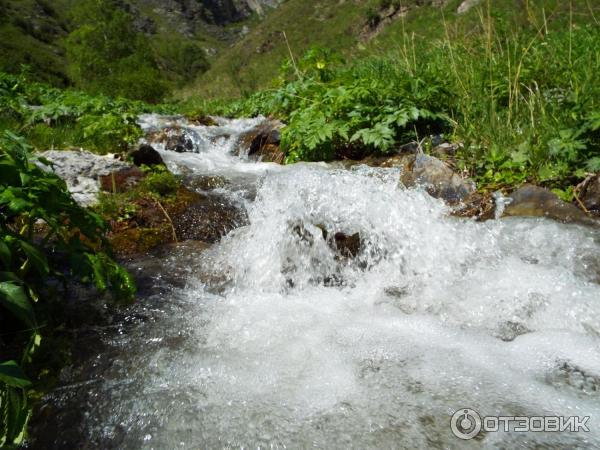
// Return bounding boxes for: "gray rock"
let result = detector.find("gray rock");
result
[579,174,600,214]
[340,153,475,204]
[236,119,285,163]
[457,0,482,14]
[503,184,597,225]
[400,154,476,204]
[39,150,132,206]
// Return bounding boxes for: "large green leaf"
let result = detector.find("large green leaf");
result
[0,282,35,328]
[17,240,49,277]
[0,361,31,388]
[1,384,31,447]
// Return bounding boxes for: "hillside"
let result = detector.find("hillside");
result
[3,0,597,100]
[183,0,600,98]
[0,0,281,89]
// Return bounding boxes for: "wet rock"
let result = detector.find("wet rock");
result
[147,127,198,153]
[340,153,475,205]
[503,184,596,225]
[452,192,496,221]
[347,154,413,169]
[292,222,362,259]
[167,130,196,153]
[186,175,230,191]
[172,193,248,243]
[188,115,218,127]
[578,174,600,215]
[129,144,164,167]
[107,187,247,256]
[494,321,531,342]
[237,120,285,163]
[400,154,476,204]
[39,150,132,206]
[333,232,361,258]
[431,142,459,158]
[547,361,600,396]
[99,167,144,193]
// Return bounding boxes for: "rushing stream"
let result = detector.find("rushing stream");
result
[32,116,600,449]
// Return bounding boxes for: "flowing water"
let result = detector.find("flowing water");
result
[33,116,600,449]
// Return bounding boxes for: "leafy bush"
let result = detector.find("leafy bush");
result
[228,47,450,162]
[0,131,135,446]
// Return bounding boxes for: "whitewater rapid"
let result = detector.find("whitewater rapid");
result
[35,116,600,449]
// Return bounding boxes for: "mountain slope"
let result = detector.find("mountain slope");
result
[183,0,600,99]
[0,0,282,87]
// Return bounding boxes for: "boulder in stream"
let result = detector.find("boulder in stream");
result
[333,232,362,258]
[129,144,164,167]
[172,193,248,243]
[237,119,285,163]
[99,167,144,193]
[146,126,199,153]
[399,154,476,204]
[502,184,597,225]
[341,153,476,205]
[578,174,600,215]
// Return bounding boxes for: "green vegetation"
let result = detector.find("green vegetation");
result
[0,0,70,86]
[0,71,175,153]
[65,0,168,102]
[0,0,211,101]
[184,0,388,99]
[95,165,181,222]
[0,0,599,445]
[0,132,135,447]
[193,1,600,194]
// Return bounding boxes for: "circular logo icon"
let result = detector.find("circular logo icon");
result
[451,408,482,440]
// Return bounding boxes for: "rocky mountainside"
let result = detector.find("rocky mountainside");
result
[0,0,283,85]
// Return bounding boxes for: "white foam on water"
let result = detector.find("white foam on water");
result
[71,117,600,449]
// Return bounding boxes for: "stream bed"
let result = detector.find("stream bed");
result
[31,116,600,449]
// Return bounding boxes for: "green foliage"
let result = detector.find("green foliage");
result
[0,71,175,153]
[139,165,180,197]
[152,34,210,84]
[65,0,168,102]
[226,48,450,162]
[217,12,599,190]
[95,165,181,223]
[0,131,135,446]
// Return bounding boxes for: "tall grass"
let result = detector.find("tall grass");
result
[217,2,599,193]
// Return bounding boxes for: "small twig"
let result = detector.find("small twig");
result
[154,198,178,243]
[573,191,591,216]
[573,180,592,216]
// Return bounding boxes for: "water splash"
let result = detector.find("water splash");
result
[35,116,600,449]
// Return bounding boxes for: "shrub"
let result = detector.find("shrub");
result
[0,131,135,446]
